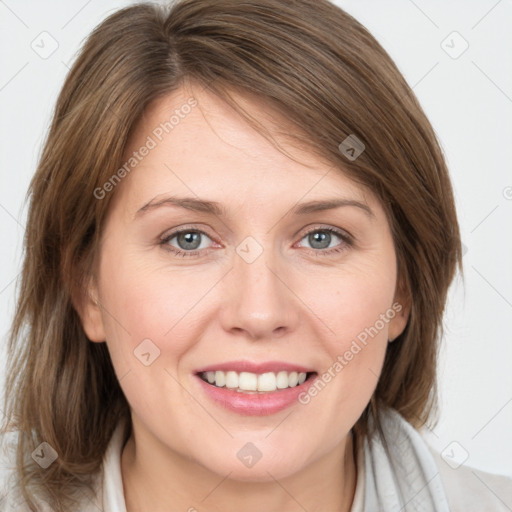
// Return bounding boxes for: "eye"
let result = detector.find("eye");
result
[160,225,353,258]
[296,226,353,256]
[160,227,215,257]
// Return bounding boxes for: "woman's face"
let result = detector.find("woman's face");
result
[82,82,409,481]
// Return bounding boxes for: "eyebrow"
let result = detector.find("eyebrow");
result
[135,195,374,219]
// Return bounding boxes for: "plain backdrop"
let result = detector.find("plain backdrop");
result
[0,0,511,478]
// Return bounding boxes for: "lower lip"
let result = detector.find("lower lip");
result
[194,374,318,416]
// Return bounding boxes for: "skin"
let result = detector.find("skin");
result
[79,81,410,512]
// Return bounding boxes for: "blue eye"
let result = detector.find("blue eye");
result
[297,227,353,256]
[160,226,353,258]
[160,229,214,257]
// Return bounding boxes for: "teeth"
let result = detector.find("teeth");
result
[225,371,238,389]
[214,370,225,387]
[258,372,276,391]
[276,371,289,389]
[201,370,309,392]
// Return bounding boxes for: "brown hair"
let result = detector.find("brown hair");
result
[2,0,462,509]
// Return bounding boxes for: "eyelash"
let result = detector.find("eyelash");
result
[159,226,353,258]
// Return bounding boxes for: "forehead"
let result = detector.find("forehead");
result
[113,82,378,217]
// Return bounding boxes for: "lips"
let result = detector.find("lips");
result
[195,360,315,374]
[193,360,318,415]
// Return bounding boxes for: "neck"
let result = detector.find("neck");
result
[121,424,358,512]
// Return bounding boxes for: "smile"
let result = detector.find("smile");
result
[194,360,319,415]
[198,370,315,393]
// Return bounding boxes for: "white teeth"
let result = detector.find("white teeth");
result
[214,370,225,387]
[258,372,276,391]
[276,371,289,389]
[239,372,258,391]
[225,371,239,389]
[201,370,309,392]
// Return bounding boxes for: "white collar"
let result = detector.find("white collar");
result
[99,421,366,511]
[98,408,447,512]
[100,421,128,512]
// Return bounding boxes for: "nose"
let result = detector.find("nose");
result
[219,243,300,341]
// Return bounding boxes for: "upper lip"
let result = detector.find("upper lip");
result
[195,360,316,375]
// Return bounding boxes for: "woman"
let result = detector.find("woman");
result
[1,0,511,510]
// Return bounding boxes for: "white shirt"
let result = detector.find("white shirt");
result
[2,408,511,511]
[98,409,512,512]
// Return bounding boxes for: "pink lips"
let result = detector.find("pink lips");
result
[194,359,318,416]
[195,360,314,374]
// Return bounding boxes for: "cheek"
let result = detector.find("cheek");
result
[297,277,393,441]
[323,277,392,397]
[298,258,396,409]
[305,259,397,350]
[95,255,206,416]
[96,250,214,367]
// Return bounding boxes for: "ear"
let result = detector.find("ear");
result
[387,275,411,342]
[71,274,107,343]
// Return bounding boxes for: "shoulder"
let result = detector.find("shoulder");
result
[428,446,512,512]
[0,429,33,511]
[0,429,102,512]
[372,408,512,512]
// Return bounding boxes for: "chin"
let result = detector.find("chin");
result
[196,447,310,483]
